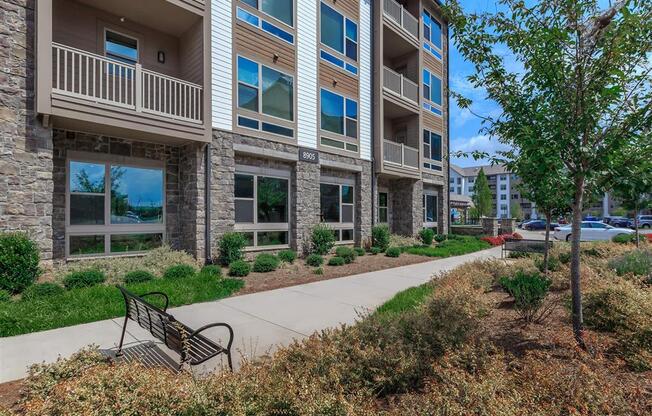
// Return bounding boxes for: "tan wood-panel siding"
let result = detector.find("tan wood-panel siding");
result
[322,0,359,21]
[234,22,296,73]
[319,62,358,98]
[423,52,443,76]
[180,20,204,85]
[423,111,444,132]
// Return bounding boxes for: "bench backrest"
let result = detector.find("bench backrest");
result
[118,286,187,355]
[504,239,552,254]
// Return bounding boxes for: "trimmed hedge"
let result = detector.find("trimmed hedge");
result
[124,270,155,284]
[0,232,40,294]
[335,247,356,264]
[311,224,336,255]
[218,233,247,266]
[372,225,391,251]
[163,264,196,280]
[278,250,297,264]
[419,228,435,246]
[253,254,280,273]
[63,270,106,289]
[354,247,366,257]
[306,254,324,267]
[229,260,251,277]
[385,247,401,258]
[328,257,346,266]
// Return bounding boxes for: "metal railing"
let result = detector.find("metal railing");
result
[52,43,203,124]
[383,66,419,104]
[383,140,419,169]
[383,0,419,40]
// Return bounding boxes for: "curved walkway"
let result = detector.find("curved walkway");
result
[0,246,501,382]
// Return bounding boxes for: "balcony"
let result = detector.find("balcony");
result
[383,0,419,42]
[383,140,419,170]
[383,66,420,115]
[53,43,203,124]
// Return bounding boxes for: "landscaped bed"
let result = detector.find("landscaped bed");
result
[0,229,492,338]
[2,240,650,414]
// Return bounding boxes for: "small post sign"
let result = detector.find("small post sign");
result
[299,147,319,164]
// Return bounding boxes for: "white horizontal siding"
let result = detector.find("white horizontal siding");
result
[359,0,372,160]
[211,0,233,131]
[296,0,318,149]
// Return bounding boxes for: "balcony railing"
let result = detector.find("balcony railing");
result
[52,43,203,124]
[383,66,419,104]
[383,0,419,40]
[383,140,419,169]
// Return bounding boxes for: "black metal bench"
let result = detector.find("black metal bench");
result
[116,286,234,370]
[502,239,553,258]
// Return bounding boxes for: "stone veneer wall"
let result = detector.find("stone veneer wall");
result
[0,0,55,260]
[390,178,423,236]
[51,130,205,259]
[211,130,372,256]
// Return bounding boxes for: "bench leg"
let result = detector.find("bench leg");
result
[226,351,233,371]
[116,315,129,357]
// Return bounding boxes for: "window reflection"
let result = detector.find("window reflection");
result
[111,166,163,224]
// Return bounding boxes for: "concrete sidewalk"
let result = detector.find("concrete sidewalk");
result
[0,247,501,382]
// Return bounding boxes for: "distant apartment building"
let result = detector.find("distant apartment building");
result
[2,0,449,262]
[450,164,538,219]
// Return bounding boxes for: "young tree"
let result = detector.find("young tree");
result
[509,201,523,222]
[444,0,652,347]
[472,168,493,217]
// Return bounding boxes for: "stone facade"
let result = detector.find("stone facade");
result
[481,217,499,237]
[0,0,55,260]
[211,130,373,256]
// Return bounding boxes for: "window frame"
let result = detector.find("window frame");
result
[319,87,359,144]
[234,167,291,250]
[320,179,355,243]
[423,129,443,171]
[103,28,139,65]
[239,0,295,29]
[422,9,443,56]
[65,151,166,259]
[423,192,438,227]
[378,191,389,224]
[422,69,443,107]
[319,2,359,75]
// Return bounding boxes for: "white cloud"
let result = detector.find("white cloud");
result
[450,134,512,167]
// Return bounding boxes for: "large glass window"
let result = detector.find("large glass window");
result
[320,3,358,62]
[423,69,442,106]
[320,89,357,139]
[379,192,388,223]
[105,30,138,64]
[67,159,164,257]
[320,182,354,242]
[423,194,438,224]
[423,10,442,50]
[423,130,442,162]
[242,0,293,27]
[235,172,290,248]
[237,56,294,122]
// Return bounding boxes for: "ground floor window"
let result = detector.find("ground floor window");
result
[423,193,438,226]
[378,192,388,223]
[320,181,355,242]
[234,169,290,248]
[67,155,165,257]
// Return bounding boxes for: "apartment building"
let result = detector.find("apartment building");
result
[1,0,449,262]
[450,164,538,220]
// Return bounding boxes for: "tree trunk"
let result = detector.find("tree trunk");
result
[543,211,552,276]
[570,175,586,349]
[634,202,640,248]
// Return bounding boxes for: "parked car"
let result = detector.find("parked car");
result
[553,221,634,242]
[518,220,534,229]
[604,216,630,227]
[627,215,652,229]
[583,215,601,222]
[523,220,559,231]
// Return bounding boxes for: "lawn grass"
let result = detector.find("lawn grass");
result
[375,283,434,317]
[0,274,244,337]
[402,236,491,257]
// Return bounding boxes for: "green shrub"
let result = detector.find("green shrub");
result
[123,270,155,284]
[499,271,552,322]
[386,247,401,258]
[0,232,40,294]
[228,260,251,277]
[306,254,324,267]
[370,247,382,255]
[201,265,222,277]
[278,250,297,264]
[0,289,11,302]
[608,250,651,278]
[218,233,247,266]
[354,247,366,257]
[163,264,196,280]
[535,255,561,272]
[63,270,106,289]
[311,224,336,255]
[613,234,645,244]
[508,251,531,259]
[434,234,447,243]
[328,257,346,266]
[253,254,280,273]
[558,251,571,264]
[372,224,391,251]
[314,267,324,275]
[22,283,64,300]
[335,246,357,264]
[419,228,435,246]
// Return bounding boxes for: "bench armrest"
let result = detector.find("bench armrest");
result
[189,323,235,351]
[139,292,170,312]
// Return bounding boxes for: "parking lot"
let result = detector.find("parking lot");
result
[517,227,651,241]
